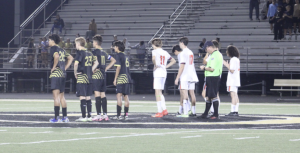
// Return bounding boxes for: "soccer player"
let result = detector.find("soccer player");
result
[74,37,99,122]
[174,37,199,117]
[91,35,116,121]
[200,41,223,119]
[223,45,240,116]
[48,34,74,123]
[151,38,176,118]
[113,41,132,120]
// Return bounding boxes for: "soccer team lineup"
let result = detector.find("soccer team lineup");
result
[45,34,238,122]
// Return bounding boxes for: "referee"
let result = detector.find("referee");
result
[200,41,223,119]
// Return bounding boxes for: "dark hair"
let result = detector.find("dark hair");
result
[212,40,219,49]
[179,37,188,46]
[114,41,125,52]
[151,38,162,47]
[226,45,240,58]
[140,41,144,46]
[49,34,61,44]
[216,38,220,42]
[92,35,102,45]
[172,45,182,53]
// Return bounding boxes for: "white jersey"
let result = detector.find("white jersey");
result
[178,48,199,82]
[226,57,240,87]
[152,48,172,78]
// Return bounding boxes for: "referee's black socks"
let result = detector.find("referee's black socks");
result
[54,106,60,120]
[80,100,87,118]
[101,97,107,115]
[203,100,212,115]
[95,97,102,115]
[86,99,92,118]
[117,105,122,116]
[124,106,129,116]
[212,99,219,117]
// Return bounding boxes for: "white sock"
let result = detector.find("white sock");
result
[210,104,214,112]
[179,105,183,114]
[231,104,235,112]
[187,98,191,111]
[161,95,166,110]
[204,98,206,101]
[157,101,162,113]
[235,103,239,112]
[192,106,196,114]
[183,100,188,115]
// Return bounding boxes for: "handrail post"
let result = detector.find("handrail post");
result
[282,48,284,75]
[261,80,266,97]
[246,48,248,75]
[44,5,46,28]
[61,0,63,10]
[186,0,187,17]
[32,18,34,36]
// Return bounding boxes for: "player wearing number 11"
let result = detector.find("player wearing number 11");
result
[151,38,176,118]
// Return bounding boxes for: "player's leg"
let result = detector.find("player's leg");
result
[86,96,92,121]
[181,89,189,117]
[93,91,102,121]
[60,92,69,122]
[123,94,129,120]
[188,89,196,116]
[50,89,61,122]
[200,78,213,119]
[160,78,168,116]
[75,83,88,122]
[113,83,123,120]
[178,90,183,115]
[100,92,109,121]
[152,78,163,117]
[234,87,240,115]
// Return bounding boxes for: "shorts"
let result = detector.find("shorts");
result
[269,17,275,24]
[227,86,238,93]
[284,22,293,29]
[153,77,166,90]
[293,17,300,24]
[203,82,207,90]
[51,77,66,93]
[92,78,106,92]
[206,76,220,98]
[116,83,130,95]
[76,83,93,97]
[178,81,195,90]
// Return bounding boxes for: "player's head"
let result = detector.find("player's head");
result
[114,41,125,53]
[286,5,291,11]
[48,34,60,46]
[172,45,182,56]
[203,41,217,54]
[226,45,240,58]
[75,37,86,50]
[179,37,188,49]
[92,35,102,48]
[151,38,163,49]
[202,38,206,42]
[212,40,220,50]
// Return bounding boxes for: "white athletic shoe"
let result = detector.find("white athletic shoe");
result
[75,117,88,122]
[92,115,102,121]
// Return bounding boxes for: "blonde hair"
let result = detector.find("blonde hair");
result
[75,37,86,47]
[151,38,163,47]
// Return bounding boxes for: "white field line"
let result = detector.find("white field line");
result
[0,130,7,132]
[234,136,260,140]
[181,135,202,138]
[269,125,294,128]
[0,131,197,146]
[78,132,98,135]
[29,131,53,134]
[290,139,300,141]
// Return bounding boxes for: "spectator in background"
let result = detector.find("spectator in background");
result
[85,38,93,51]
[123,38,131,54]
[268,0,278,32]
[216,38,221,50]
[293,0,300,34]
[41,37,49,68]
[27,38,35,68]
[86,19,97,40]
[271,6,284,40]
[76,33,80,38]
[111,35,118,53]
[130,41,146,70]
[64,38,72,54]
[58,37,65,48]
[51,15,64,35]
[282,0,288,11]
[198,38,206,58]
[249,0,261,21]
[283,5,293,40]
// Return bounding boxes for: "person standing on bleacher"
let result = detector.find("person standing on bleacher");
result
[249,0,261,21]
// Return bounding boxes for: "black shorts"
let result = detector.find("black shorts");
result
[92,79,106,92]
[76,83,93,97]
[116,83,130,95]
[269,17,275,24]
[51,77,66,93]
[205,76,220,98]
[293,17,300,24]
[284,22,293,29]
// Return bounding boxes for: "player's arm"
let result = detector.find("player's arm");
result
[74,61,79,79]
[223,60,235,73]
[152,55,156,66]
[51,52,59,73]
[175,63,184,85]
[114,66,121,86]
[105,57,116,71]
[65,54,74,70]
[203,53,208,65]
[166,57,176,69]
[92,59,99,72]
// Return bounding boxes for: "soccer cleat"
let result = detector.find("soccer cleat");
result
[101,115,109,121]
[225,112,238,116]
[175,112,181,116]
[162,110,168,116]
[180,114,189,118]
[61,117,69,123]
[112,116,123,120]
[198,114,209,119]
[152,113,163,118]
[210,116,220,120]
[189,113,196,117]
[75,117,88,122]
[87,117,93,122]
[234,112,239,116]
[124,116,129,120]
[92,115,102,121]
[49,118,61,123]
[188,110,193,116]
[207,111,214,118]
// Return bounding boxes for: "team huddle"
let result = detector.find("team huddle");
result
[47,34,240,123]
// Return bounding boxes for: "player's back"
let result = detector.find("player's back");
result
[76,50,95,83]
[50,46,69,78]
[181,48,198,82]
[115,52,132,84]
[152,48,171,78]
[92,48,110,74]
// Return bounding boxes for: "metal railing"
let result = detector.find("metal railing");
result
[8,0,67,53]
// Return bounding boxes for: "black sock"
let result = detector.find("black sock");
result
[124,106,129,116]
[102,97,107,115]
[117,105,121,116]
[54,106,60,120]
[95,97,101,115]
[86,99,92,118]
[212,99,219,117]
[62,107,67,117]
[80,99,87,118]
[203,100,212,115]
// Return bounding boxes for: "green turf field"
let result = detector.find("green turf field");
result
[0,99,300,152]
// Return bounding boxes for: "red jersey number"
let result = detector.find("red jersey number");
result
[189,55,194,65]
[160,56,165,65]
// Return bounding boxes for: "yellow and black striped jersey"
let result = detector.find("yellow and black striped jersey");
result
[92,48,111,79]
[114,52,132,84]
[49,46,70,78]
[75,49,96,84]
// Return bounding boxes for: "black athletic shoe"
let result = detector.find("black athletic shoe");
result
[225,112,238,116]
[207,111,214,118]
[175,112,181,116]
[189,113,197,117]
[234,112,239,116]
[198,114,208,119]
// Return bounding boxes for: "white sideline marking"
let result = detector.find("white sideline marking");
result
[78,132,98,135]
[0,131,196,145]
[0,130,7,132]
[234,136,259,140]
[269,125,294,128]
[290,139,300,141]
[29,131,53,134]
[181,135,202,138]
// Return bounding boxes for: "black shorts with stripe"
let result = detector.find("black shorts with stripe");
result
[92,70,106,92]
[76,83,93,97]
[51,77,66,93]
[116,83,130,95]
[206,76,220,98]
